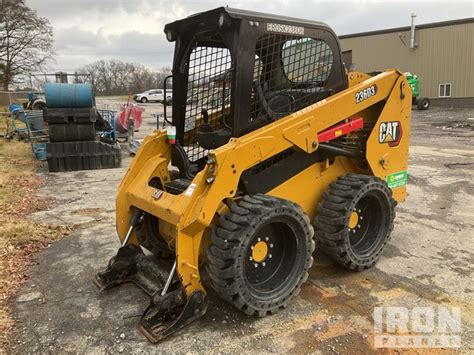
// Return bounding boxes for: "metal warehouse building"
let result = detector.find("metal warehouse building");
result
[339,17,474,107]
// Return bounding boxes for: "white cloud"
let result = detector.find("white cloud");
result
[26,0,474,71]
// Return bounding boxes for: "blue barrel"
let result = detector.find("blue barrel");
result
[45,83,95,108]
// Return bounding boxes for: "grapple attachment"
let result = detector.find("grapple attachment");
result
[94,244,207,343]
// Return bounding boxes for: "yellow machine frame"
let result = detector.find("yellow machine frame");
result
[115,69,411,297]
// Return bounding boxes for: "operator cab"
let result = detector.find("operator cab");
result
[164,7,347,170]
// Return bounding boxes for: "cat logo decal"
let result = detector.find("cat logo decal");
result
[379,121,402,147]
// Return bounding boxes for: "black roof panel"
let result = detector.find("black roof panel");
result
[165,6,332,33]
[223,7,330,29]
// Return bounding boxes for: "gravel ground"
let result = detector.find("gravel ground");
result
[10,105,474,353]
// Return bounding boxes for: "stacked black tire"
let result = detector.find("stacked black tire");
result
[44,108,121,172]
[45,108,97,142]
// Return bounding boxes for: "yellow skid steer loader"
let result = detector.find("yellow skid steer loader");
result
[95,7,411,343]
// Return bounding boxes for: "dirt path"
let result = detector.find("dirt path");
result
[10,108,474,353]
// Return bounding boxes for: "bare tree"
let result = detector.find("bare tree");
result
[0,62,4,85]
[0,0,54,90]
[155,67,172,88]
[78,59,172,96]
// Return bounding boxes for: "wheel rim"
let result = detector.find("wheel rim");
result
[423,101,429,108]
[243,217,301,298]
[348,191,389,257]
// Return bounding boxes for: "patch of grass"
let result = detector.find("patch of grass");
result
[0,218,70,247]
[0,185,16,206]
[0,218,72,351]
[0,115,35,176]
[0,127,73,351]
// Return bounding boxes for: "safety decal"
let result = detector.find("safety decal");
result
[386,171,407,189]
[379,121,403,147]
[152,189,164,200]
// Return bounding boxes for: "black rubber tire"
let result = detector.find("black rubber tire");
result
[206,194,315,317]
[135,213,173,259]
[315,174,396,270]
[417,97,430,110]
[140,97,148,103]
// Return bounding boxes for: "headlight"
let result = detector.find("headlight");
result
[218,14,225,27]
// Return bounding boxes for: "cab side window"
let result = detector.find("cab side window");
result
[251,35,335,121]
[282,38,333,84]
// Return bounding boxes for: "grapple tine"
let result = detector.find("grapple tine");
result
[94,244,142,291]
[139,290,207,343]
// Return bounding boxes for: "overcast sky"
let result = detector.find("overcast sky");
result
[26,0,473,72]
